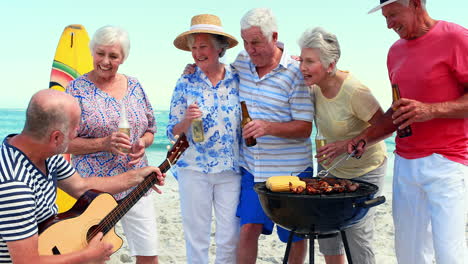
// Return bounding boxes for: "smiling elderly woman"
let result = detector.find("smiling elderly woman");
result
[298,27,388,264]
[65,25,159,264]
[167,14,241,264]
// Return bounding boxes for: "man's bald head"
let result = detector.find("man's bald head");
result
[23,89,80,141]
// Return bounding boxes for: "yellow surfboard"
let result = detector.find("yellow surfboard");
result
[49,24,93,212]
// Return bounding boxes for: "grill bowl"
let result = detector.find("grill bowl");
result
[254,178,385,234]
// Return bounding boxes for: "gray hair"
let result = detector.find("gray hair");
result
[23,97,69,141]
[240,8,278,42]
[399,0,426,9]
[298,27,341,75]
[187,33,230,58]
[89,25,130,62]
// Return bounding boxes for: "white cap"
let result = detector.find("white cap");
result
[368,0,399,14]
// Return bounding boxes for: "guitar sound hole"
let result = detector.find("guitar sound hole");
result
[86,225,100,242]
[52,246,61,255]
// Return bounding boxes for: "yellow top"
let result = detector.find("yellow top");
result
[313,71,386,179]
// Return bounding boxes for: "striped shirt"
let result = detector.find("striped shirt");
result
[232,42,314,182]
[0,135,75,263]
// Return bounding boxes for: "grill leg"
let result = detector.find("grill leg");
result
[340,230,353,264]
[283,231,295,264]
[309,235,315,264]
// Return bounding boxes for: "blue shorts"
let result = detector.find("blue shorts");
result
[236,167,313,243]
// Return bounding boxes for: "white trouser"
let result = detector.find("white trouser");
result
[178,169,241,264]
[393,153,467,264]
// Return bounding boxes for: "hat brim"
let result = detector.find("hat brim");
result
[368,0,399,14]
[173,30,238,51]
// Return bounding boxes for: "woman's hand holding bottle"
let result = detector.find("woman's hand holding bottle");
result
[315,139,350,165]
[185,102,204,142]
[106,132,132,155]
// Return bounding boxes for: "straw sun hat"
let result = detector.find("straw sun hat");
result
[173,14,238,51]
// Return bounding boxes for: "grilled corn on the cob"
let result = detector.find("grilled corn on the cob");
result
[266,176,305,192]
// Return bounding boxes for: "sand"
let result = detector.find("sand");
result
[108,176,398,264]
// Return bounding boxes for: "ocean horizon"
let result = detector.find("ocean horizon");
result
[0,108,396,192]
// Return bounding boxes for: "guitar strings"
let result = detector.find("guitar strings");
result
[86,135,186,242]
[87,163,172,241]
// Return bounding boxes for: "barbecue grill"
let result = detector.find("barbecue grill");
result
[254,178,385,264]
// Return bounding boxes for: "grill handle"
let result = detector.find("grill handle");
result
[354,196,386,208]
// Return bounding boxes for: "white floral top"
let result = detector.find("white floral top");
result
[167,65,241,176]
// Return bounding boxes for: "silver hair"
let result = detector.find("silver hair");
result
[23,97,69,141]
[399,0,426,9]
[298,27,341,75]
[398,0,410,6]
[240,8,278,42]
[89,25,130,62]
[187,33,229,58]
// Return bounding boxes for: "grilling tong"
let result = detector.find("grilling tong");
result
[317,139,366,179]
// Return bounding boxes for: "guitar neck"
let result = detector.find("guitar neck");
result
[97,160,171,235]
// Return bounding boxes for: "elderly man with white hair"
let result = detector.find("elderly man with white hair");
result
[233,8,314,264]
[349,0,468,263]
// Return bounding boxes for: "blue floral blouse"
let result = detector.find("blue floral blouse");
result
[167,65,241,176]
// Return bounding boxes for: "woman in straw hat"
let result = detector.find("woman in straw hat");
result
[167,14,241,263]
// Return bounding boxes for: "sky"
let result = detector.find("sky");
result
[1,0,466,111]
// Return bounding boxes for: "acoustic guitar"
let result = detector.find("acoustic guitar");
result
[38,134,189,255]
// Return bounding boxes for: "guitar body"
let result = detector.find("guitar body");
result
[38,190,123,255]
[37,134,189,256]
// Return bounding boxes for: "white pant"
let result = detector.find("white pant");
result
[178,169,241,264]
[120,192,159,256]
[393,153,467,264]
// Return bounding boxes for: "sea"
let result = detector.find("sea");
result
[0,109,396,193]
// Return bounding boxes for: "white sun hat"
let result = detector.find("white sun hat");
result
[368,0,399,14]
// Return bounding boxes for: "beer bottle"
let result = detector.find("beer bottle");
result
[391,84,412,138]
[118,103,131,153]
[189,99,204,142]
[315,127,327,159]
[240,101,257,147]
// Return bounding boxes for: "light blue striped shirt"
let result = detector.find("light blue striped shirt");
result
[0,135,75,263]
[232,43,314,182]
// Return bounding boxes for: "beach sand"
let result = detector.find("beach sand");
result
[108,176,398,264]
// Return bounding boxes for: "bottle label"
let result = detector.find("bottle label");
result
[192,119,204,142]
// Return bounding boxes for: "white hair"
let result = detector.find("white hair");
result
[89,25,130,62]
[298,27,341,75]
[399,0,426,9]
[187,33,229,58]
[398,0,410,6]
[240,8,278,42]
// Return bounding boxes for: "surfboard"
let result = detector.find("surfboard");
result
[49,24,93,213]
[49,24,93,91]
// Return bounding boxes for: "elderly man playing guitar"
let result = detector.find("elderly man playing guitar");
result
[0,89,166,264]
